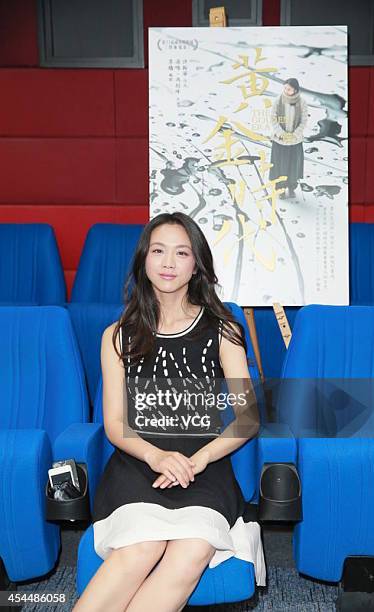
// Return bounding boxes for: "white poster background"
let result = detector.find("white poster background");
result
[149,26,348,306]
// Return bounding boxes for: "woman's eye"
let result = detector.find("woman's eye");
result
[177,251,189,256]
[152,248,162,253]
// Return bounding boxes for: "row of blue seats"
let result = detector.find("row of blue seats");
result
[0,302,264,605]
[1,302,373,605]
[1,223,374,384]
[0,222,144,305]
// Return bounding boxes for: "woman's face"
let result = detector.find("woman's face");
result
[145,223,197,295]
[283,83,296,96]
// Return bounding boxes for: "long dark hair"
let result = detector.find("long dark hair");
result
[112,212,246,363]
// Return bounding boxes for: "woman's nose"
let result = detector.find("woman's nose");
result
[163,252,175,268]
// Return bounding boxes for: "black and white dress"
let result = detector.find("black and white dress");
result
[92,306,266,586]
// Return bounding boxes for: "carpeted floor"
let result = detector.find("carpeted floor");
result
[12,523,341,611]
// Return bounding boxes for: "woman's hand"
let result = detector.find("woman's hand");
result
[145,448,196,488]
[152,449,210,489]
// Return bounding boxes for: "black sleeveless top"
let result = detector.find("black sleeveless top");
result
[121,306,226,441]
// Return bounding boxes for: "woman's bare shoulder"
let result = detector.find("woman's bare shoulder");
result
[102,321,118,339]
[101,321,122,354]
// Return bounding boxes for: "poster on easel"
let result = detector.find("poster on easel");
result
[148,26,348,306]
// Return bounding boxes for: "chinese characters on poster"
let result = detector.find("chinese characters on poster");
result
[149,27,348,305]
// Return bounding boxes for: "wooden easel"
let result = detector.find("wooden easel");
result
[208,8,292,377]
[272,303,292,348]
[209,6,227,27]
[209,7,265,380]
[243,306,264,381]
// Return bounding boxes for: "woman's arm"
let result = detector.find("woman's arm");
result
[194,322,260,466]
[101,323,195,485]
[101,323,158,460]
[152,321,260,489]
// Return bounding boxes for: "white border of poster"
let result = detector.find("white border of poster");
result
[149,26,348,306]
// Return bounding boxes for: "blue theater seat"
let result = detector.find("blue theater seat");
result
[349,223,374,305]
[276,305,374,582]
[71,223,144,303]
[68,222,373,387]
[0,223,66,305]
[67,303,123,406]
[77,516,256,606]
[75,303,265,605]
[254,306,300,380]
[69,223,144,405]
[77,439,258,606]
[0,306,103,582]
[252,223,374,381]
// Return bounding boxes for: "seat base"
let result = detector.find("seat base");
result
[0,559,10,590]
[343,556,374,593]
[336,591,374,611]
[184,593,258,610]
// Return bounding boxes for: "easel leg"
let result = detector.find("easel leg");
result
[243,307,264,383]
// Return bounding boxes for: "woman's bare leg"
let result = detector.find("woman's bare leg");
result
[72,540,167,612]
[126,538,215,612]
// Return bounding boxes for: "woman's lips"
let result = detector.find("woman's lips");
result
[159,273,176,280]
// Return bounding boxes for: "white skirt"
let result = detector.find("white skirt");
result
[93,502,266,586]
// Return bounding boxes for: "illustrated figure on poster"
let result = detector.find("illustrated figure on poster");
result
[269,78,308,199]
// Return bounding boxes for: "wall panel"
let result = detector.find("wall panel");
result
[0,0,372,294]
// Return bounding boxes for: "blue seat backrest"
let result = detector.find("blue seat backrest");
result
[248,223,373,380]
[254,307,300,380]
[67,303,123,405]
[224,302,266,424]
[93,378,115,468]
[71,224,145,303]
[282,305,374,378]
[0,224,66,304]
[277,305,374,436]
[0,306,89,442]
[349,223,374,305]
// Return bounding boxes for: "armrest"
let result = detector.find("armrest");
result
[294,437,374,581]
[0,429,60,581]
[258,423,297,464]
[53,423,105,510]
[231,437,257,502]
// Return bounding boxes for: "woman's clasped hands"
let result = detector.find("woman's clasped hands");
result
[146,448,210,489]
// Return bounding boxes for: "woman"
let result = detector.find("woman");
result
[270,78,308,199]
[73,212,265,611]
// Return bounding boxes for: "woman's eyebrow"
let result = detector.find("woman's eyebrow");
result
[150,242,192,249]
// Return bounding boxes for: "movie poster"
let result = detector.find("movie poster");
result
[149,26,348,306]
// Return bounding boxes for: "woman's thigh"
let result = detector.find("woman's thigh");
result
[110,540,168,571]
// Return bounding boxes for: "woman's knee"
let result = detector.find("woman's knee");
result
[163,539,215,578]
